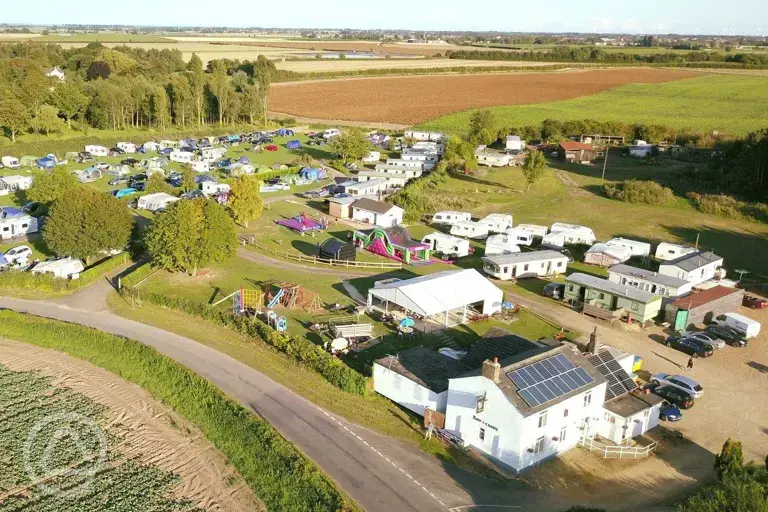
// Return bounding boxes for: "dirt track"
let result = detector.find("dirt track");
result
[269,68,699,125]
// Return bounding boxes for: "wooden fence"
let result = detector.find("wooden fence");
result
[256,245,403,270]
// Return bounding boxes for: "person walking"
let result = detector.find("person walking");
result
[687,356,694,371]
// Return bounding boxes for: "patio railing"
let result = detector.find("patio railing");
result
[578,436,657,460]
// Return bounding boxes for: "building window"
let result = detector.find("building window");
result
[631,303,639,312]
[621,278,627,285]
[559,427,567,442]
[598,293,605,300]
[533,436,545,454]
[569,285,575,292]
[479,427,486,441]
[538,412,547,428]
[476,393,487,413]
[524,264,529,271]
[557,261,563,268]
[563,409,569,418]
[584,392,592,407]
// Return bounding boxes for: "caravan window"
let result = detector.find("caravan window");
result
[557,261,564,268]
[524,264,529,271]
[21,224,28,228]
[631,303,639,312]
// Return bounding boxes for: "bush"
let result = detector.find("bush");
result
[603,180,675,205]
[688,193,768,223]
[390,163,477,222]
[0,253,129,294]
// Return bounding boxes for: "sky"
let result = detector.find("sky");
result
[4,0,768,36]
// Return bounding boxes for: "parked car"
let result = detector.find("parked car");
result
[132,182,146,192]
[712,312,761,339]
[659,401,682,422]
[3,245,32,265]
[543,282,565,299]
[121,158,139,166]
[651,384,695,409]
[108,177,130,186]
[663,335,714,358]
[706,325,747,347]
[682,330,725,350]
[110,147,126,155]
[743,295,768,309]
[651,373,704,399]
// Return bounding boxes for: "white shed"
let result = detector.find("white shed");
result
[450,221,490,240]
[137,192,179,212]
[479,213,514,233]
[351,198,404,228]
[484,234,521,256]
[421,232,471,258]
[483,250,568,280]
[31,258,85,279]
[84,145,108,157]
[432,211,472,225]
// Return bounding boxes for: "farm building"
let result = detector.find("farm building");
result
[201,181,230,196]
[505,135,524,152]
[583,243,632,267]
[558,141,597,164]
[353,226,430,265]
[608,264,692,299]
[137,193,179,212]
[170,150,194,164]
[326,196,356,219]
[0,207,38,240]
[450,221,490,240]
[342,179,388,197]
[564,273,662,324]
[367,269,503,326]
[604,238,651,257]
[504,228,534,247]
[355,171,408,189]
[1,156,20,168]
[664,286,744,330]
[479,213,514,233]
[658,252,724,286]
[421,232,471,258]
[404,130,444,142]
[84,145,108,157]
[117,142,137,153]
[484,234,521,256]
[190,160,210,173]
[317,238,356,262]
[351,198,404,227]
[373,165,423,179]
[475,146,513,167]
[654,242,696,261]
[0,175,33,196]
[432,211,472,225]
[483,250,568,280]
[31,258,84,279]
[516,224,548,238]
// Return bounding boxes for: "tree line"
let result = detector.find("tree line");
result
[0,41,279,142]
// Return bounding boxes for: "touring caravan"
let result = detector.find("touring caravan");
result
[515,224,548,239]
[116,142,137,153]
[504,228,534,246]
[1,156,20,169]
[200,147,225,162]
[478,213,514,233]
[712,312,761,339]
[605,237,651,257]
[484,234,521,256]
[31,258,85,279]
[322,128,341,139]
[432,211,472,226]
[549,222,597,245]
[450,221,490,240]
[421,232,471,259]
[0,207,38,240]
[170,150,194,164]
[655,242,696,262]
[84,145,109,157]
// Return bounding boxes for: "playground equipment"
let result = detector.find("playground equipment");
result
[265,281,324,313]
[266,310,288,332]
[352,226,431,266]
[275,212,327,234]
[211,287,264,315]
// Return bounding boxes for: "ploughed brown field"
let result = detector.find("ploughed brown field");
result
[269,68,700,125]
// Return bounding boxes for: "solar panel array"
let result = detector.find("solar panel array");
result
[587,351,638,401]
[507,354,595,408]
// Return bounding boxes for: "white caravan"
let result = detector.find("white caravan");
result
[432,211,472,226]
[450,221,490,240]
[484,234,521,256]
[421,232,471,258]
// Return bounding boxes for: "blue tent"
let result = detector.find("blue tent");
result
[227,134,241,142]
[299,167,327,181]
[217,158,232,168]
[276,128,295,137]
[0,253,7,266]
[285,140,302,150]
[36,156,56,170]
[237,156,250,164]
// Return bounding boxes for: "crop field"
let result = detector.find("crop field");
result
[0,339,260,511]
[419,74,768,136]
[275,58,560,73]
[268,68,698,125]
[241,40,467,56]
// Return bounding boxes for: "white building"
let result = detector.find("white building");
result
[654,242,696,261]
[137,192,179,212]
[190,160,210,173]
[605,237,651,257]
[505,135,525,152]
[516,224,548,238]
[0,175,33,196]
[483,250,568,280]
[344,179,388,197]
[475,146,513,167]
[31,258,84,279]
[374,348,451,417]
[201,181,230,196]
[484,234,521,256]
[450,221,490,240]
[355,171,408,189]
[170,150,194,164]
[0,208,38,240]
[116,142,137,153]
[84,145,109,157]
[658,252,724,287]
[478,213,513,233]
[608,264,693,299]
[421,232,471,258]
[404,130,444,142]
[351,198,404,228]
[432,211,472,226]
[367,269,504,326]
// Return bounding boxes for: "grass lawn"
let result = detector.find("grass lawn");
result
[418,74,768,137]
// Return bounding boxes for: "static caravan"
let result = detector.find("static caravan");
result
[200,147,225,162]
[0,175,33,196]
[84,145,108,157]
[373,165,423,179]
[475,146,512,167]
[550,222,597,245]
[504,228,534,246]
[542,231,567,247]
[483,250,568,280]
[605,237,651,257]
[432,211,472,226]
[170,150,194,164]
[1,156,20,169]
[116,142,137,153]
[655,242,696,262]
[362,151,381,163]
[385,159,425,171]
[478,213,513,233]
[401,151,439,164]
[404,130,444,143]
[421,232,471,258]
[484,234,521,256]
[190,160,210,173]
[583,243,632,267]
[412,141,444,155]
[450,221,490,240]
[343,179,388,197]
[0,208,39,240]
[516,223,548,238]
[31,258,85,279]
[201,181,231,196]
[356,171,408,189]
[137,192,179,212]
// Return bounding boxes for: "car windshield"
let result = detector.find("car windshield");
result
[693,385,703,391]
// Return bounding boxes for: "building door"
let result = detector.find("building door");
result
[511,265,517,278]
[546,261,552,274]
[674,309,689,332]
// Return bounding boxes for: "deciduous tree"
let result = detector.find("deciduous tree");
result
[329,129,372,164]
[27,168,79,205]
[715,438,744,480]
[522,150,547,190]
[227,175,263,228]
[0,97,31,142]
[145,172,174,195]
[31,104,64,135]
[181,167,196,193]
[52,81,89,128]
[254,55,273,126]
[186,53,205,126]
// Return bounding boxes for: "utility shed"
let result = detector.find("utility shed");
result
[558,141,597,163]
[367,269,503,327]
[565,273,662,324]
[664,286,744,330]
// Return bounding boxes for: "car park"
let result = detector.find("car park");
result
[663,335,714,357]
[659,401,682,422]
[3,245,32,265]
[743,295,768,309]
[682,330,725,350]
[706,325,747,347]
[651,373,704,399]
[651,384,695,409]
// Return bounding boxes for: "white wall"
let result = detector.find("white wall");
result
[608,271,692,298]
[483,257,567,280]
[373,364,447,415]
[659,260,722,286]
[597,404,661,444]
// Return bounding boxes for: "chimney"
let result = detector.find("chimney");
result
[588,327,600,355]
[482,357,501,383]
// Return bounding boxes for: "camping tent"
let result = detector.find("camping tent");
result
[237,156,250,164]
[276,128,295,137]
[299,167,327,181]
[318,238,356,261]
[20,156,39,167]
[36,156,56,170]
[285,140,302,150]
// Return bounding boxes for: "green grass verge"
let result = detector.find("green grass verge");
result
[418,75,768,137]
[0,310,357,512]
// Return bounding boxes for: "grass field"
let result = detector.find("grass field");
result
[418,74,768,136]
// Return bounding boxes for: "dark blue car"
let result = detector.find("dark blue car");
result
[659,401,682,422]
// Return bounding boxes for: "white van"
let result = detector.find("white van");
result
[432,211,472,226]
[450,221,490,240]
[711,312,761,339]
[504,228,534,247]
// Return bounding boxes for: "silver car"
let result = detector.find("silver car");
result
[651,373,704,399]
[683,330,725,350]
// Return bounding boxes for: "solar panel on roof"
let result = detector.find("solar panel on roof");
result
[507,354,595,408]
[587,351,638,401]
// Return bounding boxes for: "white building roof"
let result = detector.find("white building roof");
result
[368,269,502,317]
[483,250,567,266]
[585,243,632,260]
[567,273,658,303]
